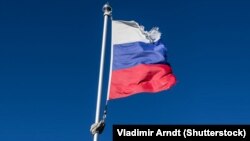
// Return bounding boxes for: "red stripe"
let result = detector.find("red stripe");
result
[109,64,176,99]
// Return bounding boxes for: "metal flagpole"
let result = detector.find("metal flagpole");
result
[93,3,112,141]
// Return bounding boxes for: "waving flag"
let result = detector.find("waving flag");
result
[109,20,176,100]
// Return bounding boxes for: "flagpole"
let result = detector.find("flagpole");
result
[93,3,112,141]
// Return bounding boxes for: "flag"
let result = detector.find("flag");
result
[109,20,176,100]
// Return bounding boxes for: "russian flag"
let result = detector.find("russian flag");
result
[109,20,176,100]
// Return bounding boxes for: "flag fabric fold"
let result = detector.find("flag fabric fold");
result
[109,20,176,100]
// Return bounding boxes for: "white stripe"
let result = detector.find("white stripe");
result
[112,20,161,45]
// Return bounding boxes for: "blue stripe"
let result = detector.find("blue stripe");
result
[113,40,168,70]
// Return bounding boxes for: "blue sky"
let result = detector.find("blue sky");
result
[1,0,250,141]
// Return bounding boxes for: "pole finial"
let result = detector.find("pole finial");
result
[103,2,112,16]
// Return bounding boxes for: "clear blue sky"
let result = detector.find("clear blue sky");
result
[1,0,250,141]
